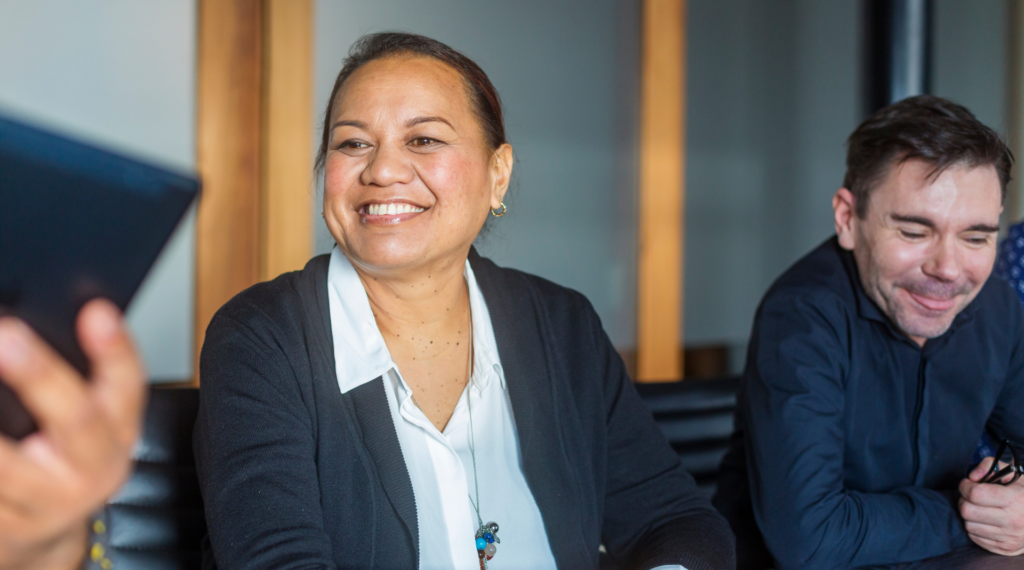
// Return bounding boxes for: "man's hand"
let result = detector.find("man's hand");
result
[0,300,146,570]
[959,456,1024,556]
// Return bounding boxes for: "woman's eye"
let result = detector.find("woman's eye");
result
[338,140,369,150]
[409,137,440,147]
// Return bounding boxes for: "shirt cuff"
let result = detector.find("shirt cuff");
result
[81,511,112,570]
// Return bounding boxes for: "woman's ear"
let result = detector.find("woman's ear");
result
[490,144,514,209]
[834,187,858,251]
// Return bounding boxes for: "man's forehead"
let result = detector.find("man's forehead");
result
[873,159,1002,224]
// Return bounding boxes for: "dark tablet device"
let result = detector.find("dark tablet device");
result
[0,114,199,439]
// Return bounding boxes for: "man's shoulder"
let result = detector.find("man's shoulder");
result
[968,270,1024,334]
[760,237,857,314]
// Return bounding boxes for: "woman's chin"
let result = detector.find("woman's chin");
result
[344,240,439,272]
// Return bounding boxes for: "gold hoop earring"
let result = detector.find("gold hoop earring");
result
[491,202,507,217]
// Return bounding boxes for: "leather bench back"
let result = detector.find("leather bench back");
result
[634,376,740,493]
[103,387,206,570]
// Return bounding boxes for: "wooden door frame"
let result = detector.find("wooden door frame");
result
[193,0,313,384]
[637,0,686,382]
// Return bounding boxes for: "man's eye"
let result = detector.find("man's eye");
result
[965,235,992,246]
[899,230,925,239]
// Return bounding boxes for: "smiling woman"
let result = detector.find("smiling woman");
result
[193,32,734,570]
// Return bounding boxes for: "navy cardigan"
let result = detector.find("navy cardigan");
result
[193,250,735,570]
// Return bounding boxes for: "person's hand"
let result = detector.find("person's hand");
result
[959,456,1024,556]
[0,300,146,570]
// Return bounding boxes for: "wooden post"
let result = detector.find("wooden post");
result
[194,0,313,384]
[261,0,314,281]
[637,0,686,382]
[195,0,263,383]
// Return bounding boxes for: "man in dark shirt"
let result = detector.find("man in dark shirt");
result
[715,95,1024,570]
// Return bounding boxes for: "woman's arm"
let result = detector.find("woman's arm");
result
[586,303,735,570]
[194,311,337,570]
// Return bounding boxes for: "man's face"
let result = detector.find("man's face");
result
[836,159,1002,345]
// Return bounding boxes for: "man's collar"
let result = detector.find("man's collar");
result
[327,247,504,395]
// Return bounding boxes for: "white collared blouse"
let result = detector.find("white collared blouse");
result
[326,247,558,570]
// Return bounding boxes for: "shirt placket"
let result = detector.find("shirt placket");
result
[395,371,481,569]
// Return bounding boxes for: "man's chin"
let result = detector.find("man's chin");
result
[895,314,956,342]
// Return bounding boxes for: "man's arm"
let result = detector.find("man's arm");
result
[745,292,967,570]
[958,302,1024,556]
[0,300,145,570]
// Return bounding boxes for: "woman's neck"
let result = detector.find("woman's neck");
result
[353,253,470,346]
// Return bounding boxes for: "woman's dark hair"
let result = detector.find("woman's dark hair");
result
[843,94,1013,218]
[315,32,507,174]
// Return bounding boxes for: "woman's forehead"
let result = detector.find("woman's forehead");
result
[332,56,470,124]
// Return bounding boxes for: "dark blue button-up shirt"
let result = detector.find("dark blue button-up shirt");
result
[715,237,1024,570]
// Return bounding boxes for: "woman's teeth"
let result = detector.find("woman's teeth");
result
[366,203,425,216]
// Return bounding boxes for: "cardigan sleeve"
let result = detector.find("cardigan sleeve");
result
[589,303,736,570]
[194,311,338,570]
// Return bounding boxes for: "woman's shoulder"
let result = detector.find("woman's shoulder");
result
[470,251,594,310]
[207,254,330,341]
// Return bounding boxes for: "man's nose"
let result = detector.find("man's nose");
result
[922,237,962,283]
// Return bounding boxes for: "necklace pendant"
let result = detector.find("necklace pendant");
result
[475,521,500,564]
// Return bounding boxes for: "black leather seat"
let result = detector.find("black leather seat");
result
[634,376,741,493]
[600,376,742,569]
[102,387,206,570]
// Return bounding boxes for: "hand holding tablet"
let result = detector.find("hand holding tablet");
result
[0,115,198,438]
[0,114,198,569]
[0,300,145,570]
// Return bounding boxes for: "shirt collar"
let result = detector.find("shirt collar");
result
[327,247,505,395]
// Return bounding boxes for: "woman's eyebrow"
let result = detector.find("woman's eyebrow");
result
[405,116,454,129]
[332,119,367,130]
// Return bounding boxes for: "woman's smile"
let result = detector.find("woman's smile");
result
[358,200,428,225]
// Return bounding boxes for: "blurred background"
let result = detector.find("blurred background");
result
[0,0,1015,383]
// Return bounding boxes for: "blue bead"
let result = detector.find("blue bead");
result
[484,532,494,543]
[476,538,487,550]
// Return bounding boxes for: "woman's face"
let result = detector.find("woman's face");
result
[323,55,511,276]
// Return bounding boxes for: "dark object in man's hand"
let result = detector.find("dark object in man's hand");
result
[0,114,198,438]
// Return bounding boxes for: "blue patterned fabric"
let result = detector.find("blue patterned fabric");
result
[996,221,1024,305]
[972,430,998,467]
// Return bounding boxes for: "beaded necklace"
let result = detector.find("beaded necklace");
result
[408,280,500,568]
[464,288,500,568]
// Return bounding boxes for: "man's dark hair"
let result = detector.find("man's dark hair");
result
[843,95,1013,218]
[315,32,507,175]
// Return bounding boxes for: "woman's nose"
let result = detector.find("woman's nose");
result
[361,143,414,187]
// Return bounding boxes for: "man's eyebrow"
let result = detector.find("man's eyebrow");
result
[891,214,999,233]
[890,214,935,228]
[965,223,1000,233]
[331,119,367,130]
[406,116,454,129]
